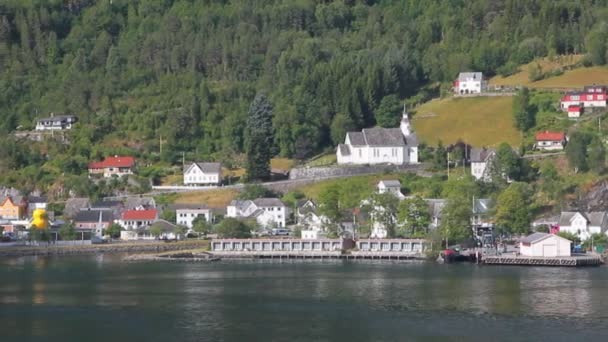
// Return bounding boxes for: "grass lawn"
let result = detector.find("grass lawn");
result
[489,55,608,90]
[160,174,183,186]
[299,173,409,200]
[412,96,521,147]
[174,188,239,208]
[306,153,337,167]
[271,158,296,171]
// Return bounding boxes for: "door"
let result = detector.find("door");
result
[543,244,557,257]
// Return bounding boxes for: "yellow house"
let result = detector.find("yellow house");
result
[0,196,27,219]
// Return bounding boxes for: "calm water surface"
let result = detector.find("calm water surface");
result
[1,255,607,342]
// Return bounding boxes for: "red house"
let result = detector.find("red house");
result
[117,209,158,230]
[88,156,135,178]
[560,85,607,111]
[567,105,582,118]
[535,131,567,151]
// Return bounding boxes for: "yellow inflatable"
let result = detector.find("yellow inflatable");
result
[32,209,49,230]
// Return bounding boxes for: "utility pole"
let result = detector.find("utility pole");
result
[447,152,450,178]
[182,152,185,169]
[159,135,165,154]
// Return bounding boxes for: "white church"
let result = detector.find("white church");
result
[337,110,418,165]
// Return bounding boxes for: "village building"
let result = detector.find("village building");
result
[377,180,406,200]
[72,209,113,238]
[175,205,214,228]
[26,195,48,218]
[470,147,496,181]
[88,156,135,178]
[426,199,446,230]
[121,219,183,241]
[0,195,27,220]
[453,72,487,94]
[567,105,583,118]
[296,200,330,239]
[558,211,608,241]
[64,198,91,219]
[183,162,222,186]
[519,232,572,257]
[472,198,493,230]
[35,115,77,131]
[227,198,288,228]
[124,197,156,210]
[117,209,158,230]
[560,85,607,111]
[535,131,567,151]
[337,111,418,165]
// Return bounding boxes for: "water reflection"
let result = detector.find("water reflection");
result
[1,258,608,341]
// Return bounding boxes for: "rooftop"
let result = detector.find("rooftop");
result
[88,156,135,169]
[535,131,565,141]
[121,209,158,221]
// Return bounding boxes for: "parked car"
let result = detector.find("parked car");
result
[271,228,290,236]
[91,236,108,244]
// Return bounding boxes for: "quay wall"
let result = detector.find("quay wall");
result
[0,240,210,257]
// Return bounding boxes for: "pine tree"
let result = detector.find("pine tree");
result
[245,93,274,181]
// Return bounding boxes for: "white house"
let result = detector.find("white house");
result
[227,198,288,228]
[535,131,566,151]
[116,209,158,230]
[453,72,487,94]
[35,115,77,131]
[558,211,608,241]
[470,147,495,181]
[175,205,214,228]
[296,200,328,233]
[377,180,406,200]
[519,232,571,257]
[183,162,222,186]
[337,111,418,165]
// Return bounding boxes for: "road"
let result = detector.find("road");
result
[104,164,431,200]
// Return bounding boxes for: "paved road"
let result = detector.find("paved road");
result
[104,164,431,200]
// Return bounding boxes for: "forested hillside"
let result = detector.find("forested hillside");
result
[1,0,608,192]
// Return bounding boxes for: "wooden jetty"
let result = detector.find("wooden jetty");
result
[483,254,603,267]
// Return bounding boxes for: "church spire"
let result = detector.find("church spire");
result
[400,104,411,136]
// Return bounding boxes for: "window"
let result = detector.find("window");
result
[358,149,362,158]
[587,95,593,100]
[571,95,579,101]
[599,95,605,100]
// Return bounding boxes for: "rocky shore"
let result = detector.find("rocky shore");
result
[0,240,210,257]
[124,251,220,262]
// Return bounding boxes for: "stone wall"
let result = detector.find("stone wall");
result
[288,163,426,181]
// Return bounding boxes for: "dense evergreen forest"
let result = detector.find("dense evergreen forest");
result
[1,0,608,192]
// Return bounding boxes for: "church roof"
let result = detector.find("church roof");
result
[362,128,405,146]
[338,144,351,156]
[347,132,366,145]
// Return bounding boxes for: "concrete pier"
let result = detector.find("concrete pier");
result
[483,255,603,267]
[210,238,428,260]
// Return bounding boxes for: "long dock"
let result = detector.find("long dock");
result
[211,251,426,260]
[483,255,603,267]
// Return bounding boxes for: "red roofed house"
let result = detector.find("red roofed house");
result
[567,105,582,118]
[117,209,158,230]
[88,156,135,178]
[535,131,567,151]
[560,85,607,113]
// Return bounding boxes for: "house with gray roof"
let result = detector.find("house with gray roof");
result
[454,72,487,94]
[183,162,222,186]
[337,109,418,166]
[470,147,496,181]
[377,180,406,200]
[72,209,114,238]
[226,198,287,228]
[558,211,608,241]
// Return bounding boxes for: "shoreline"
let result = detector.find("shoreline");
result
[0,240,210,257]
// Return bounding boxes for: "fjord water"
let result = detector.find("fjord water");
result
[1,256,607,342]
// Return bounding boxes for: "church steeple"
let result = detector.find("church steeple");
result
[400,104,412,136]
